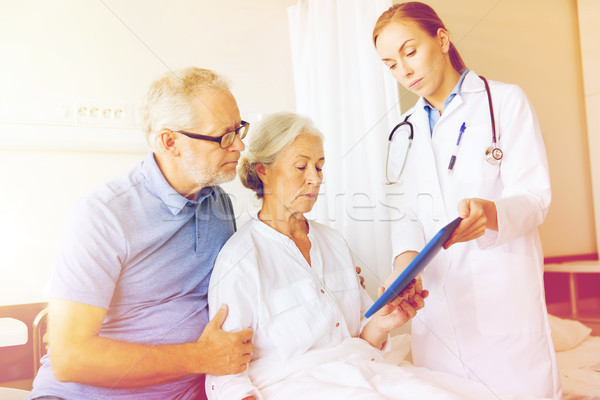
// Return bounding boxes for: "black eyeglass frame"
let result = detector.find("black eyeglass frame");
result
[176,120,249,148]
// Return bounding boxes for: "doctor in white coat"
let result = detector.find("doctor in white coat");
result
[373,2,560,399]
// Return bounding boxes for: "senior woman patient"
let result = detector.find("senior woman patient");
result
[205,113,541,400]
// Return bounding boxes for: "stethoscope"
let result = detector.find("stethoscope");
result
[385,75,503,185]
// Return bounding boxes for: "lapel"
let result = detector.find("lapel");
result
[460,70,487,95]
[436,70,484,129]
[409,101,446,225]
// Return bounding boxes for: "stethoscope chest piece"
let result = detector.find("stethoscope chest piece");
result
[485,145,503,165]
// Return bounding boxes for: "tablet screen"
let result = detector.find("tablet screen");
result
[364,217,462,318]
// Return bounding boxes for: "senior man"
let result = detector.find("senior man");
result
[31,67,253,400]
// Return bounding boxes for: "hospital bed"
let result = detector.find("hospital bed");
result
[384,314,600,399]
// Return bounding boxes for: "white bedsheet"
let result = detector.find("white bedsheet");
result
[384,319,600,400]
[556,336,600,400]
[252,337,542,400]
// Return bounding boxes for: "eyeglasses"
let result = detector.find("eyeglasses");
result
[176,120,249,149]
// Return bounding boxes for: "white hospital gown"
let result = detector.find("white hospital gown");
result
[205,219,545,400]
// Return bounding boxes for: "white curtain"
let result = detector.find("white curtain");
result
[288,0,401,296]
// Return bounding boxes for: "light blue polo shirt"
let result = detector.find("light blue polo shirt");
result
[31,152,236,400]
[423,68,469,135]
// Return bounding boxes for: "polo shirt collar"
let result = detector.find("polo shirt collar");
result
[141,152,214,216]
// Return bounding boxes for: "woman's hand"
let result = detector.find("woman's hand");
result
[379,276,428,318]
[444,198,497,249]
[373,283,427,331]
[356,266,366,289]
[360,277,428,349]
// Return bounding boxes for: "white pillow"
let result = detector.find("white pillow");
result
[548,314,592,352]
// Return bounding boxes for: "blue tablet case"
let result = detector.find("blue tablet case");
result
[364,217,462,318]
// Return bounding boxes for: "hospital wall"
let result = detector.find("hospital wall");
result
[0,0,598,307]
[0,0,296,306]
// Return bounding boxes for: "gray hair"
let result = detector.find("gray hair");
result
[239,112,324,198]
[140,67,231,152]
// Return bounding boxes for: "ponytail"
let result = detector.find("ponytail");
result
[448,43,466,72]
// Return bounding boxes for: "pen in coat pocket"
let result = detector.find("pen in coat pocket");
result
[448,122,466,172]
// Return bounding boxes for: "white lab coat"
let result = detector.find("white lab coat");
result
[389,71,561,399]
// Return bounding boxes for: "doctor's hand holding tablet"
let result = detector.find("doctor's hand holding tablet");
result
[372,2,561,399]
[443,197,498,249]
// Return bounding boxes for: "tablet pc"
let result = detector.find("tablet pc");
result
[364,217,462,318]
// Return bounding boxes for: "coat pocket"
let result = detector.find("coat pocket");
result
[470,250,544,335]
[451,123,501,198]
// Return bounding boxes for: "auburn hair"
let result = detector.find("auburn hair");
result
[372,2,466,72]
